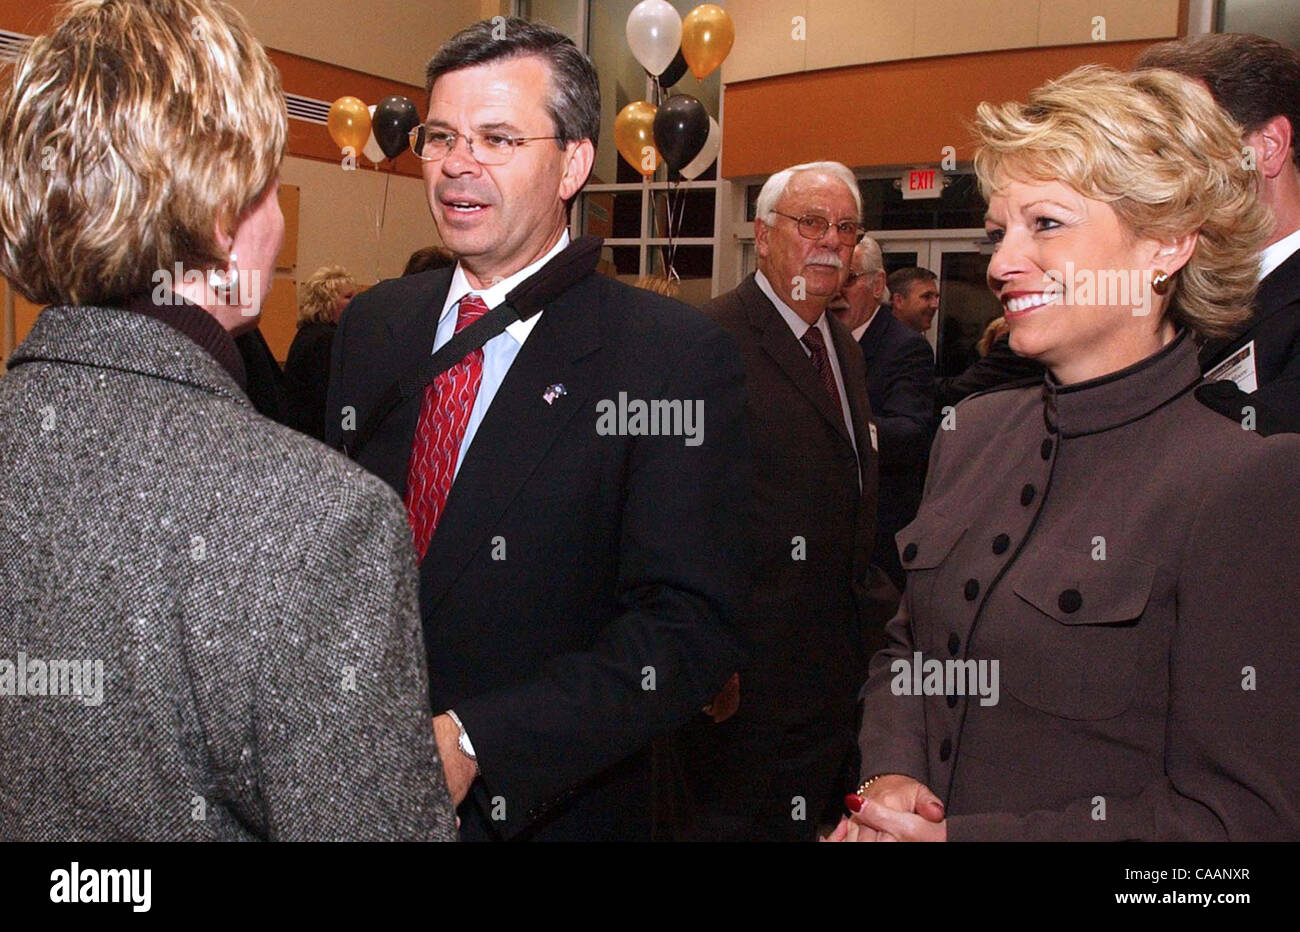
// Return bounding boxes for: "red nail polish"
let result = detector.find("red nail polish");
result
[844,793,864,813]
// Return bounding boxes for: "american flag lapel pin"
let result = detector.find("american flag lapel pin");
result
[542,383,567,405]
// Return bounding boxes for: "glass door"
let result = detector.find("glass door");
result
[931,242,1002,378]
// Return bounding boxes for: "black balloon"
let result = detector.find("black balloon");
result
[372,95,420,160]
[652,94,710,174]
[656,48,689,88]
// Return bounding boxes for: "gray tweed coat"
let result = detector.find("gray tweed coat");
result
[0,305,457,841]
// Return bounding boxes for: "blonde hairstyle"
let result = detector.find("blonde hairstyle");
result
[299,265,357,325]
[972,65,1270,340]
[0,0,287,306]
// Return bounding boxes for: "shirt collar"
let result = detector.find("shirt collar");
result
[1260,226,1300,282]
[442,230,570,343]
[851,305,881,342]
[755,268,829,341]
[1042,329,1201,438]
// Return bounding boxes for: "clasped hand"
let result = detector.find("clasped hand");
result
[821,773,947,842]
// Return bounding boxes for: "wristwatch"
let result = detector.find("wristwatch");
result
[445,709,478,770]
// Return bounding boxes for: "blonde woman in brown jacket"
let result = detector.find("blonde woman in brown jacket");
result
[831,66,1300,842]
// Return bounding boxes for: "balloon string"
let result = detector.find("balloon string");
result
[375,170,391,282]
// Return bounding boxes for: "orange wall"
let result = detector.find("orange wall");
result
[0,0,427,178]
[722,40,1169,177]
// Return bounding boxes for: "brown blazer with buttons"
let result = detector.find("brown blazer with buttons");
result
[859,331,1300,840]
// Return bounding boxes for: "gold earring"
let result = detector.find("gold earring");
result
[1151,269,1171,295]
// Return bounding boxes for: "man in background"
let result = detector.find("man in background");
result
[888,266,940,335]
[1138,33,1300,434]
[831,237,935,590]
[667,161,892,841]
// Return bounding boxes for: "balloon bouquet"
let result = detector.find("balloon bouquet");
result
[616,2,734,286]
[325,94,421,279]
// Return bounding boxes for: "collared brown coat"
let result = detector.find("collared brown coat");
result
[859,331,1300,840]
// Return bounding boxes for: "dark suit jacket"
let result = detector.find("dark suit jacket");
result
[283,320,337,443]
[662,274,891,839]
[1198,245,1300,434]
[934,334,1044,412]
[326,264,749,840]
[858,307,936,590]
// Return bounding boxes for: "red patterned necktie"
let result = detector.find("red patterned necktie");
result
[404,293,488,561]
[801,324,845,428]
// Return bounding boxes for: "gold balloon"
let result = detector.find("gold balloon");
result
[327,96,371,154]
[681,5,735,80]
[614,101,660,178]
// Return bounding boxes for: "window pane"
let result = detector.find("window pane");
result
[935,251,1002,378]
[650,245,713,308]
[652,189,715,239]
[580,191,642,239]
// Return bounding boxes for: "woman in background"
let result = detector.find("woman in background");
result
[284,265,358,442]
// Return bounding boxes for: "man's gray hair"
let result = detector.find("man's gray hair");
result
[755,161,862,223]
[854,236,889,303]
[853,236,884,274]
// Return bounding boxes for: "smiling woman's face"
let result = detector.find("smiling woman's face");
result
[983,176,1176,384]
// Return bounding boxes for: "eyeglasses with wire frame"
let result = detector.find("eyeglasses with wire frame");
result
[409,125,563,165]
[769,210,866,245]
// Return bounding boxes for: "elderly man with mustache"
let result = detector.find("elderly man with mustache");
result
[661,162,895,841]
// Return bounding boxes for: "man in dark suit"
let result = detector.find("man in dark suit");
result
[1138,34,1300,434]
[830,236,935,591]
[665,161,891,841]
[326,18,747,840]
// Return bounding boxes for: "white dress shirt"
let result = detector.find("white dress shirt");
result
[850,305,880,343]
[1260,226,1300,282]
[436,230,569,480]
[755,268,860,465]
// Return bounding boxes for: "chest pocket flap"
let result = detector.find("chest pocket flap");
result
[1013,550,1157,625]
[896,510,967,571]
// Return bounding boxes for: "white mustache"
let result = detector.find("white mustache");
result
[806,254,844,268]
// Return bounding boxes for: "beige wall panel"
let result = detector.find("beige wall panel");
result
[229,0,485,85]
[722,0,809,83]
[1037,0,1180,47]
[912,0,1039,58]
[807,0,915,68]
[279,155,441,289]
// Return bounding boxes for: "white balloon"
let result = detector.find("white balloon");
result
[679,116,721,180]
[363,104,386,164]
[626,0,682,77]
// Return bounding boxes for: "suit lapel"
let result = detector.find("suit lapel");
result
[742,276,852,445]
[359,273,450,496]
[418,274,602,615]
[828,310,872,481]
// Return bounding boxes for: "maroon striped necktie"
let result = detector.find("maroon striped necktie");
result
[404,293,488,561]
[801,324,844,428]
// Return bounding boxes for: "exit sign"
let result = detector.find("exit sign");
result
[901,167,945,200]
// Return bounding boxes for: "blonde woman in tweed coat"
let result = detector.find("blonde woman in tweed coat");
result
[0,0,456,841]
